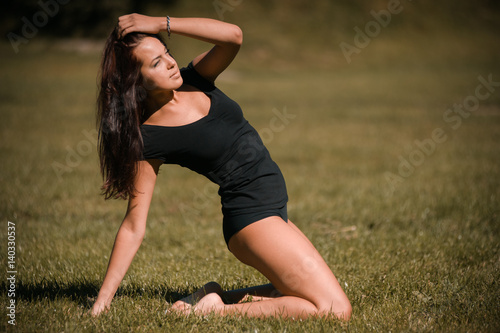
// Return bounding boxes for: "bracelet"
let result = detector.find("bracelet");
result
[166,16,171,38]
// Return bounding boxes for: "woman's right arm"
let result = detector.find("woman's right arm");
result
[91,159,162,316]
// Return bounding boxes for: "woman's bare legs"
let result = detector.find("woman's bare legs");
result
[192,217,352,320]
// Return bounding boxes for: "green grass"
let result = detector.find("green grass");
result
[1,2,500,332]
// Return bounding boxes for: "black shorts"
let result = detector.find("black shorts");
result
[222,204,288,246]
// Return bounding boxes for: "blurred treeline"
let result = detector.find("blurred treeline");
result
[2,0,178,38]
[3,0,500,40]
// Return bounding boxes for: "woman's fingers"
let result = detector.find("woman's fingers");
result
[90,302,109,317]
[117,14,163,37]
[118,14,136,37]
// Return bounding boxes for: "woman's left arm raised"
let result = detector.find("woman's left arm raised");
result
[118,14,242,82]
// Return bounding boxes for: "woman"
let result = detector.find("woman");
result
[92,13,352,320]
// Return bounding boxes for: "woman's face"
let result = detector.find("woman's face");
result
[133,37,183,93]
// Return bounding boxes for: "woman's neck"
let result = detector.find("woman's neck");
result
[144,89,177,120]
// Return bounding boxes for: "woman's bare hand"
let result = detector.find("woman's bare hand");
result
[118,14,165,37]
[91,300,110,317]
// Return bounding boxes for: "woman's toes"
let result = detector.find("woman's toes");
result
[167,300,192,315]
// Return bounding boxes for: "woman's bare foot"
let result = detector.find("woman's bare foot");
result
[192,292,225,315]
[166,281,223,315]
[168,300,192,314]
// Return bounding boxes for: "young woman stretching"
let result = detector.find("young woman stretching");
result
[91,13,352,320]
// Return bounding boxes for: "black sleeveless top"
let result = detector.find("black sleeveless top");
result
[140,63,288,219]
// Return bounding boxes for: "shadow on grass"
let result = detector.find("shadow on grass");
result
[2,280,188,308]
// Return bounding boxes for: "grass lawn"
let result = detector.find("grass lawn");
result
[1,3,499,332]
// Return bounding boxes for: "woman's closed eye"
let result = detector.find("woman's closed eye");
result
[153,50,170,68]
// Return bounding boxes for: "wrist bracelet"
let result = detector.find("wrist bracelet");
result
[166,16,171,38]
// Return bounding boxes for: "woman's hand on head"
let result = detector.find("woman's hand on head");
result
[118,14,165,37]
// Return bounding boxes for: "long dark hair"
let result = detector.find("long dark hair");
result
[96,27,165,200]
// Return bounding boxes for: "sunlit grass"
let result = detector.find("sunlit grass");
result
[1,5,499,331]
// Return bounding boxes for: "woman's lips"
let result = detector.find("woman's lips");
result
[170,70,180,79]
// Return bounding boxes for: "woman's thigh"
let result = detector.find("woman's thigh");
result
[227,216,349,312]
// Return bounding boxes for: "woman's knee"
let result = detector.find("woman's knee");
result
[315,294,352,321]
